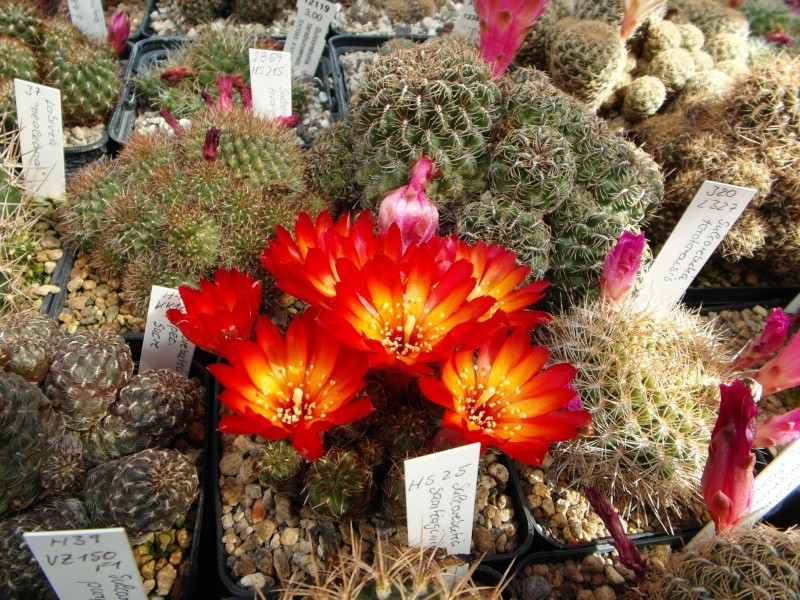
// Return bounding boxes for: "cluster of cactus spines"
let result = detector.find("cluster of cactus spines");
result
[0,498,90,600]
[621,75,667,121]
[0,370,64,517]
[0,6,121,128]
[44,330,134,431]
[60,105,327,315]
[39,430,86,496]
[83,448,199,542]
[303,448,375,521]
[231,0,294,24]
[648,525,800,599]
[379,405,433,460]
[174,0,228,24]
[0,312,62,382]
[633,53,800,274]
[304,121,360,205]
[538,294,732,524]
[254,438,307,491]
[277,531,506,600]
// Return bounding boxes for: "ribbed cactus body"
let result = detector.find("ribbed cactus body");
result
[0,312,62,383]
[81,413,152,467]
[0,36,36,81]
[0,1,41,44]
[254,439,306,491]
[304,448,374,520]
[39,430,85,495]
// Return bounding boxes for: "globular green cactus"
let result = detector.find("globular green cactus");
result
[378,405,433,460]
[621,75,667,122]
[303,448,375,521]
[304,121,359,205]
[83,448,199,542]
[538,294,731,524]
[0,498,90,600]
[547,18,627,111]
[0,36,36,81]
[645,47,697,94]
[0,371,64,518]
[231,0,293,24]
[703,32,749,63]
[254,438,307,491]
[81,413,153,467]
[649,525,800,599]
[0,0,42,44]
[0,312,62,383]
[44,330,134,431]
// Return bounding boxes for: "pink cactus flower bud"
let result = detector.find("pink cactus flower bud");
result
[621,0,668,39]
[586,486,647,581]
[754,329,800,396]
[217,76,235,111]
[732,308,790,371]
[766,31,794,46]
[275,114,301,128]
[159,109,183,133]
[753,408,800,448]
[701,380,758,533]
[599,231,646,302]
[200,90,215,106]
[107,10,130,57]
[378,157,439,250]
[160,66,193,84]
[474,0,550,79]
[203,127,221,161]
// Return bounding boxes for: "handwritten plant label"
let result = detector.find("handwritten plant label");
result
[23,528,147,600]
[640,180,756,305]
[66,0,107,38]
[786,292,800,314]
[452,0,480,37]
[688,438,800,548]
[139,286,195,376]
[13,80,65,200]
[285,0,338,77]
[404,443,480,555]
[249,49,293,118]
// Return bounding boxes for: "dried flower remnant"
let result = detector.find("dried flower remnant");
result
[599,231,645,302]
[160,66,194,84]
[731,308,790,371]
[167,268,261,357]
[216,76,235,111]
[419,328,589,465]
[208,312,373,460]
[159,109,183,134]
[586,486,647,581]
[378,156,439,251]
[202,127,221,161]
[701,380,758,532]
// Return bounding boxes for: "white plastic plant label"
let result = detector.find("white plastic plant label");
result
[639,180,756,305]
[139,286,195,376]
[452,0,480,37]
[284,0,338,77]
[66,0,107,38]
[13,80,65,200]
[404,443,480,555]
[785,292,800,314]
[688,438,800,548]
[23,528,147,600]
[249,49,293,118]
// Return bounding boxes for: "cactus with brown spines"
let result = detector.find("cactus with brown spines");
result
[231,0,294,24]
[254,438,307,492]
[647,525,800,599]
[83,448,199,542]
[39,430,85,496]
[303,448,375,521]
[173,0,229,25]
[538,294,732,525]
[0,498,90,600]
[0,312,62,382]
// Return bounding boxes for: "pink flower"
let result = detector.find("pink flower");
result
[474,0,550,78]
[203,127,221,161]
[159,109,183,134]
[599,231,645,302]
[701,380,758,533]
[217,76,235,111]
[754,329,800,395]
[377,157,439,251]
[753,408,800,447]
[765,31,794,47]
[585,486,647,581]
[107,10,130,57]
[731,308,790,371]
[621,0,668,39]
[275,114,301,128]
[166,268,262,357]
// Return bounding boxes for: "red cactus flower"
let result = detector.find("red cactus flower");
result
[621,0,668,39]
[754,329,800,395]
[216,76,235,111]
[474,0,550,78]
[203,127,222,161]
[160,66,194,84]
[208,312,373,460]
[701,380,758,533]
[419,328,590,464]
[586,486,647,581]
[378,157,439,251]
[765,31,794,46]
[166,268,262,357]
[275,114,301,128]
[732,308,790,371]
[159,109,183,134]
[107,10,130,57]
[599,231,645,302]
[753,408,800,448]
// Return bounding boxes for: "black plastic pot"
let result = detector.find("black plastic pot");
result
[128,0,158,44]
[684,286,800,313]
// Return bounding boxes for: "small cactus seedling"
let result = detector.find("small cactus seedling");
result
[303,448,375,521]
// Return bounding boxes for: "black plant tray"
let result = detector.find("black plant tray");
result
[507,530,697,600]
[40,247,76,320]
[109,36,336,148]
[128,0,158,44]
[684,286,800,313]
[327,34,425,121]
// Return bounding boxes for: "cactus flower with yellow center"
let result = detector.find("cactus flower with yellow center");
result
[418,328,590,465]
[208,312,373,460]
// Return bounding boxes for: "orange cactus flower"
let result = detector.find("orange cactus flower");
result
[318,239,497,374]
[167,268,261,357]
[419,328,591,465]
[443,238,551,329]
[208,312,373,460]
[261,211,402,309]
